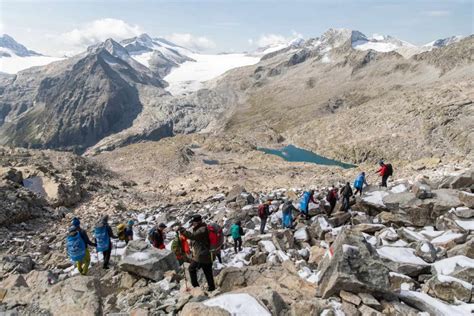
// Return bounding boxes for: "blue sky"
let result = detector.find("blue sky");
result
[1,0,472,56]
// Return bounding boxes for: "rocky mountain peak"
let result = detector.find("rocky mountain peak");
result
[0,34,41,57]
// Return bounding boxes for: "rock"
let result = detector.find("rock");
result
[450,266,474,283]
[351,224,386,234]
[376,212,413,227]
[381,300,421,316]
[447,239,474,258]
[231,286,287,315]
[0,275,28,289]
[250,252,267,265]
[388,272,417,291]
[399,290,470,315]
[377,246,430,277]
[226,185,246,203]
[308,246,326,268]
[311,215,332,239]
[1,255,35,274]
[358,304,382,316]
[340,290,362,306]
[358,293,381,311]
[415,242,437,263]
[294,227,309,241]
[290,299,327,316]
[453,207,474,218]
[315,229,392,299]
[197,293,272,316]
[119,240,179,281]
[120,272,138,289]
[39,276,101,315]
[424,275,472,303]
[328,212,351,227]
[3,168,23,184]
[439,170,473,189]
[342,301,360,316]
[459,191,474,208]
[181,302,231,316]
[412,182,433,199]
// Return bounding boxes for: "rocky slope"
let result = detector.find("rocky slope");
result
[0,146,473,315]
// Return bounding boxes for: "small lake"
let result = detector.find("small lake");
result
[258,144,356,169]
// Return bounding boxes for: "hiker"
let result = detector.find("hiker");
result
[125,220,134,243]
[171,229,191,265]
[353,172,369,196]
[179,215,216,292]
[208,222,224,264]
[258,200,272,234]
[326,186,338,216]
[68,219,96,275]
[376,160,393,187]
[299,190,317,219]
[340,182,353,212]
[230,220,244,253]
[95,215,117,270]
[282,200,297,229]
[150,223,167,249]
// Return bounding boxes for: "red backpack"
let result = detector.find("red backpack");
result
[207,223,224,252]
[258,204,268,218]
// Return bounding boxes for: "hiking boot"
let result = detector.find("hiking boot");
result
[207,286,216,292]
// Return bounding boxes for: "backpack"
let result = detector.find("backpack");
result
[230,224,241,239]
[386,164,393,177]
[67,232,86,262]
[258,204,268,218]
[148,228,157,243]
[95,225,110,252]
[326,190,336,202]
[299,191,311,212]
[117,223,126,241]
[282,212,293,228]
[207,223,224,252]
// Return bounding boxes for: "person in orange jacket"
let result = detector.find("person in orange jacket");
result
[171,230,191,265]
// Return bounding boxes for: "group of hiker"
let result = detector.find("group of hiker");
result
[66,159,393,292]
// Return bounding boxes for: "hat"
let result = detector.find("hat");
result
[68,225,78,233]
[127,220,134,226]
[158,223,167,228]
[101,215,109,224]
[72,217,80,227]
[190,214,202,222]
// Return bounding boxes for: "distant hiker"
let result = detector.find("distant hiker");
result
[208,222,224,264]
[282,200,297,229]
[179,215,216,292]
[230,221,245,253]
[326,186,339,216]
[149,223,167,249]
[376,160,393,187]
[340,182,353,212]
[353,172,369,196]
[258,200,272,234]
[299,190,317,219]
[95,215,117,270]
[125,220,134,243]
[67,219,96,275]
[171,229,191,265]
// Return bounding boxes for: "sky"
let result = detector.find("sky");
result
[0,0,472,56]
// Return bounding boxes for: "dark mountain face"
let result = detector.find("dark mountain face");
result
[0,45,167,152]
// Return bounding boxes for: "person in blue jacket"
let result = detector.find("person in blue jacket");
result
[353,172,369,196]
[299,190,317,220]
[282,200,297,228]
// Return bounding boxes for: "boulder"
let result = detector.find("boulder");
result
[201,293,271,316]
[447,238,474,258]
[358,304,382,315]
[119,240,179,281]
[424,275,472,303]
[231,286,288,315]
[340,290,362,306]
[226,185,246,203]
[308,245,326,268]
[39,276,101,316]
[439,170,473,189]
[388,272,417,291]
[315,229,393,299]
[290,299,327,316]
[453,207,474,219]
[358,293,382,311]
[459,191,474,208]
[412,182,433,199]
[0,274,28,289]
[399,290,472,315]
[181,302,231,316]
[376,247,430,277]
[415,242,437,263]
[3,168,23,184]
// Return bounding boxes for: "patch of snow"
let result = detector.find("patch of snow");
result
[389,271,412,279]
[321,54,331,63]
[353,40,400,52]
[399,290,474,315]
[377,247,429,265]
[400,282,412,290]
[276,250,290,262]
[342,244,359,253]
[203,293,271,316]
[294,228,309,241]
[381,239,408,247]
[421,243,431,253]
[0,55,63,74]
[259,240,276,253]
[432,256,474,276]
[130,252,151,261]
[401,228,429,242]
[455,219,474,231]
[390,184,408,193]
[437,275,472,290]
[164,53,260,95]
[431,231,463,245]
[363,191,389,206]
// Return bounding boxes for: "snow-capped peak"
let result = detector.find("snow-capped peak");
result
[0,34,41,57]
[424,35,464,48]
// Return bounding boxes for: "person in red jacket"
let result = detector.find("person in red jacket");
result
[376,160,391,187]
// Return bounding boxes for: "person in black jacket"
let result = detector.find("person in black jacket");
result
[340,183,353,212]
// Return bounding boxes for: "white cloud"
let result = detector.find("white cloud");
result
[423,10,451,17]
[250,31,303,48]
[164,33,216,51]
[61,18,143,49]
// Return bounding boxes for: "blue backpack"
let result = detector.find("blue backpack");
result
[299,192,311,212]
[282,212,293,228]
[95,225,110,252]
[67,232,86,261]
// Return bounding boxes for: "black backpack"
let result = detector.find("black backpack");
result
[386,164,393,177]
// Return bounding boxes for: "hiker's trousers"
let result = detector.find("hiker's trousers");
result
[189,261,215,290]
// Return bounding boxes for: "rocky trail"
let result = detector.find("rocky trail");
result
[0,146,473,315]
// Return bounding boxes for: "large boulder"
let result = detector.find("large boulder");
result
[119,240,179,281]
[439,170,473,189]
[377,247,430,277]
[315,229,392,299]
[423,275,472,303]
[459,191,474,208]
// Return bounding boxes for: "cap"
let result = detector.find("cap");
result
[128,220,134,226]
[190,214,202,222]
[158,223,167,228]
[72,217,80,227]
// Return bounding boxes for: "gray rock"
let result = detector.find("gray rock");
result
[424,275,472,303]
[459,191,474,208]
[412,182,433,199]
[453,207,474,218]
[415,242,438,263]
[315,229,393,299]
[439,170,473,189]
[119,240,179,281]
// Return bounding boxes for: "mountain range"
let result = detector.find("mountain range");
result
[0,29,472,162]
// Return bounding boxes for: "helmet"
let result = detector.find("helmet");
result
[127,220,134,226]
[72,217,80,227]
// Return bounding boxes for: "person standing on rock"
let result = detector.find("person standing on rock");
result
[353,172,369,196]
[179,215,216,292]
[340,182,353,212]
[230,221,245,253]
[258,200,272,234]
[171,229,191,265]
[125,220,134,244]
[150,223,167,249]
[95,215,117,270]
[68,220,96,275]
[376,160,393,187]
[300,190,317,220]
[282,200,297,229]
[326,186,339,216]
